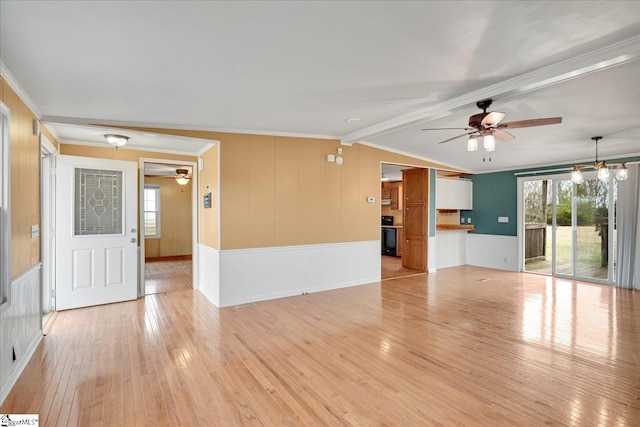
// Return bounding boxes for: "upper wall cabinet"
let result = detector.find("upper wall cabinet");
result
[436,178,473,210]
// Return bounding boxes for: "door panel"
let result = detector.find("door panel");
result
[402,168,428,271]
[56,155,138,310]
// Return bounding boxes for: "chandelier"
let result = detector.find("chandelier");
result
[570,136,628,184]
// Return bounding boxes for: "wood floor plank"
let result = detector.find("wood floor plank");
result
[2,265,639,426]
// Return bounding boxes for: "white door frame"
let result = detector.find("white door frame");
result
[40,134,57,313]
[139,158,199,296]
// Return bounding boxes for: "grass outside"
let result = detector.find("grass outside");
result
[525,225,613,279]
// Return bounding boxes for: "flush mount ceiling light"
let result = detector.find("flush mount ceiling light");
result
[380,173,390,182]
[570,136,628,184]
[104,134,129,148]
[175,168,190,185]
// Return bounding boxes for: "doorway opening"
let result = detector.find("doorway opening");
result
[521,172,616,284]
[40,134,56,329]
[380,163,426,280]
[141,160,198,296]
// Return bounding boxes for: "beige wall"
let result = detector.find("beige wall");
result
[1,78,41,277]
[109,126,451,250]
[198,144,219,249]
[144,176,192,258]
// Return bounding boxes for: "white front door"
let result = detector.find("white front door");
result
[55,155,138,310]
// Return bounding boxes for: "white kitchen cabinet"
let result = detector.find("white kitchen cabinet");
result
[436,178,473,210]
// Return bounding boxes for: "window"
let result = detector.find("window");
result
[144,185,161,238]
[0,102,11,307]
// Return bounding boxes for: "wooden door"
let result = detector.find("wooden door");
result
[56,155,138,310]
[402,168,428,271]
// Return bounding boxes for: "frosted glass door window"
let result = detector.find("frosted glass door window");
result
[74,168,123,235]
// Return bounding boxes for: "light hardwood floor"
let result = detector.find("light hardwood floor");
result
[381,254,424,280]
[2,266,639,426]
[145,258,193,295]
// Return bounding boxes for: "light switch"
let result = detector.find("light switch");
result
[367,196,375,203]
[498,216,509,223]
[31,224,39,238]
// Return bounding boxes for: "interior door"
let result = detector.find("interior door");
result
[55,155,138,310]
[402,168,428,271]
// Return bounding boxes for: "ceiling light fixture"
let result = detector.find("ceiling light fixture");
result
[345,117,361,123]
[570,136,628,184]
[483,133,496,152]
[380,173,390,182]
[175,169,190,186]
[104,134,129,148]
[467,135,478,152]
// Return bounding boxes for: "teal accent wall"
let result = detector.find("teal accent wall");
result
[429,169,436,236]
[469,171,518,236]
[466,155,639,237]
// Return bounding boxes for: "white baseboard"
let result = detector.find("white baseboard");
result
[0,333,42,405]
[217,241,380,307]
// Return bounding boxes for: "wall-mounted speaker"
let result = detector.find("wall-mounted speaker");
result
[33,119,40,137]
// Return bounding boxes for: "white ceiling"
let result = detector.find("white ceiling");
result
[1,1,639,172]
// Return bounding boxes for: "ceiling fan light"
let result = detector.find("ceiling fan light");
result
[104,134,128,148]
[483,134,495,152]
[597,163,610,182]
[570,166,584,184]
[615,163,628,181]
[467,136,478,152]
[175,176,190,186]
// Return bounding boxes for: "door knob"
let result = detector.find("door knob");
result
[130,238,137,243]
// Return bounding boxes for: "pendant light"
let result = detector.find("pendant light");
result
[570,136,628,184]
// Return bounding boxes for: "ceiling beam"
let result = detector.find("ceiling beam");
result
[340,36,640,145]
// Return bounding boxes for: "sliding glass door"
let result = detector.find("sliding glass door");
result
[523,173,615,284]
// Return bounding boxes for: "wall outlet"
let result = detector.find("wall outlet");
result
[467,218,471,224]
[498,216,509,223]
[12,343,21,363]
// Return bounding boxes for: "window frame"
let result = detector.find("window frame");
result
[143,185,161,239]
[0,101,11,309]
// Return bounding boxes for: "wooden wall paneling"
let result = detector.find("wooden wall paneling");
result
[339,144,361,243]
[357,144,380,241]
[248,135,276,248]
[274,137,300,246]
[297,138,325,244]
[321,140,341,244]
[220,134,250,249]
[199,144,219,249]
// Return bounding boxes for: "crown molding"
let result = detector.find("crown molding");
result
[58,139,203,157]
[41,115,340,141]
[0,61,42,118]
[340,35,640,145]
[356,139,470,173]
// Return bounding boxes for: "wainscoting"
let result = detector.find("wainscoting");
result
[0,264,42,404]
[197,241,380,307]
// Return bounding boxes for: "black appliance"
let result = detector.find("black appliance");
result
[381,216,397,256]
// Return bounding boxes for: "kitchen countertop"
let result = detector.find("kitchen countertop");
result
[381,225,403,228]
[436,224,475,231]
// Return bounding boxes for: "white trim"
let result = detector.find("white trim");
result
[197,243,220,306]
[197,141,217,157]
[340,36,640,145]
[41,115,339,141]
[59,139,205,157]
[0,102,11,310]
[360,140,468,172]
[0,61,42,118]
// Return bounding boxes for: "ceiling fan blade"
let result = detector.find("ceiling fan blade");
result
[498,117,563,129]
[481,112,506,127]
[493,128,515,141]
[422,127,474,131]
[437,132,474,144]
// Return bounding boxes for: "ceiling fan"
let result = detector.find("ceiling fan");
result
[422,99,562,156]
[175,168,191,186]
